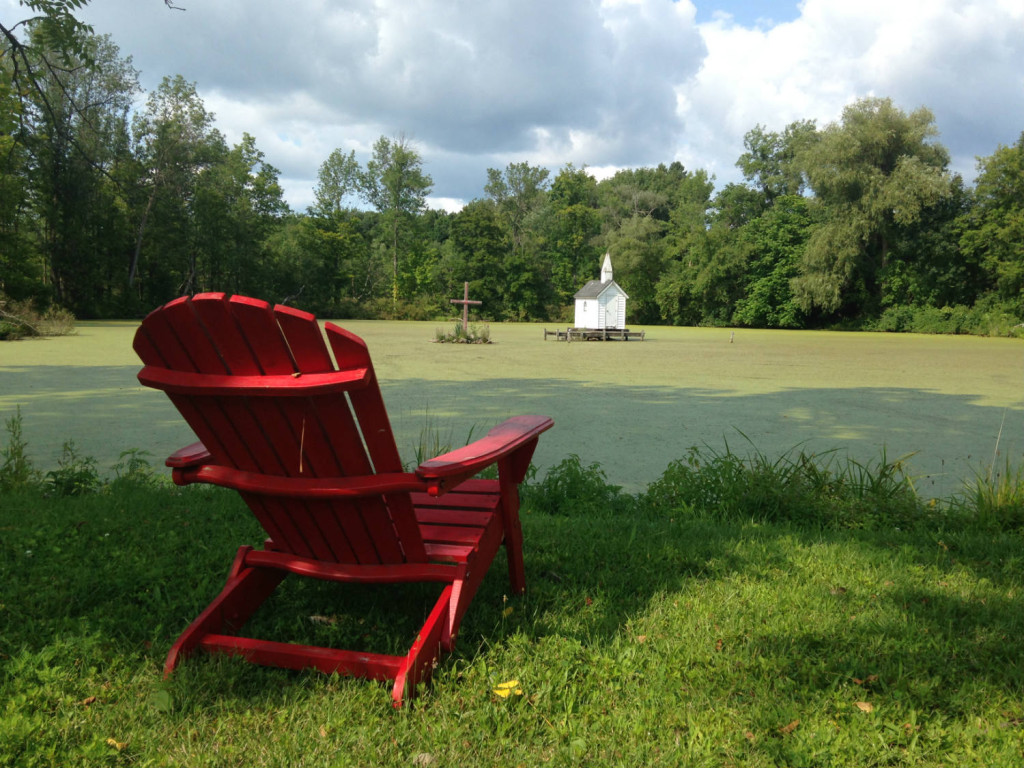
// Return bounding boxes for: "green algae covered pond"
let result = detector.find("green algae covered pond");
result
[2,321,1022,499]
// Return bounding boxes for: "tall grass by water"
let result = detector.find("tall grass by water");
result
[2,416,1023,767]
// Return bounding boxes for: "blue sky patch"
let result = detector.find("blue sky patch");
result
[692,0,801,27]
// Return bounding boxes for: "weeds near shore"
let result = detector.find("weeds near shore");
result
[0,295,76,340]
[0,407,39,491]
[433,322,491,343]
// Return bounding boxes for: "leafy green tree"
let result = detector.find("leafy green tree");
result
[597,163,700,323]
[293,210,385,313]
[397,208,451,314]
[192,132,289,296]
[711,182,764,230]
[599,163,688,225]
[312,148,359,219]
[130,75,226,301]
[259,214,375,316]
[959,133,1024,313]
[731,195,815,328]
[2,1,178,141]
[484,161,550,255]
[648,169,718,324]
[14,28,139,314]
[302,148,372,312]
[662,169,714,253]
[793,97,952,317]
[359,135,432,303]
[881,176,978,310]
[446,199,550,321]
[0,62,36,300]
[655,228,748,327]
[546,164,601,305]
[2,2,98,133]
[447,200,506,314]
[736,120,817,207]
[604,214,666,323]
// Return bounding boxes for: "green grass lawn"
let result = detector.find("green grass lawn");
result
[2,462,1023,767]
[2,321,1023,499]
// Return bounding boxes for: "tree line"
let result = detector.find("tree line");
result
[3,16,1023,333]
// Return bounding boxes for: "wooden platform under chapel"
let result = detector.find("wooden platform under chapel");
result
[543,327,645,341]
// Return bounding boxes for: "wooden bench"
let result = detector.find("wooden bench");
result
[544,328,645,341]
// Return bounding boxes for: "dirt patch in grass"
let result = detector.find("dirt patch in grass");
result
[2,321,1022,498]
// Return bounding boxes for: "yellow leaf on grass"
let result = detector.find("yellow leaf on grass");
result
[855,701,874,713]
[106,738,126,751]
[493,680,523,698]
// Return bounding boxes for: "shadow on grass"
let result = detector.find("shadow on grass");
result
[1,475,1023,733]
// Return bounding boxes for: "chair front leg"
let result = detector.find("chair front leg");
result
[164,546,286,675]
[498,445,536,596]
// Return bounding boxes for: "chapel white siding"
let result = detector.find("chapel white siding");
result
[573,253,628,329]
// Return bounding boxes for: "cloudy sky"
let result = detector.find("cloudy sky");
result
[16,0,1024,212]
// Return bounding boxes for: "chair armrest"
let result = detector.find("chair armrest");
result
[174,464,430,499]
[166,441,211,469]
[415,415,553,486]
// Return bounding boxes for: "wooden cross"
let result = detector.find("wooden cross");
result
[450,282,482,335]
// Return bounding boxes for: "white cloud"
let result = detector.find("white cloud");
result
[682,0,1024,187]
[428,197,468,214]
[11,0,1018,208]
[69,0,707,209]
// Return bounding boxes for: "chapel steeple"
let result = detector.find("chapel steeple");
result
[600,252,613,284]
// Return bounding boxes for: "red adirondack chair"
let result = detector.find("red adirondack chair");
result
[134,294,552,706]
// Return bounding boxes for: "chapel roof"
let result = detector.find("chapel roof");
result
[573,279,628,300]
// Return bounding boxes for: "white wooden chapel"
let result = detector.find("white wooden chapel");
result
[573,252,628,330]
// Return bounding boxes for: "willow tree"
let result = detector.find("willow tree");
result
[793,97,952,317]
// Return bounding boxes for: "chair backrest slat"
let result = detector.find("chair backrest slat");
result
[275,304,336,373]
[160,297,231,374]
[189,294,263,375]
[136,294,427,566]
[325,324,403,474]
[232,296,298,375]
[323,323,426,562]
